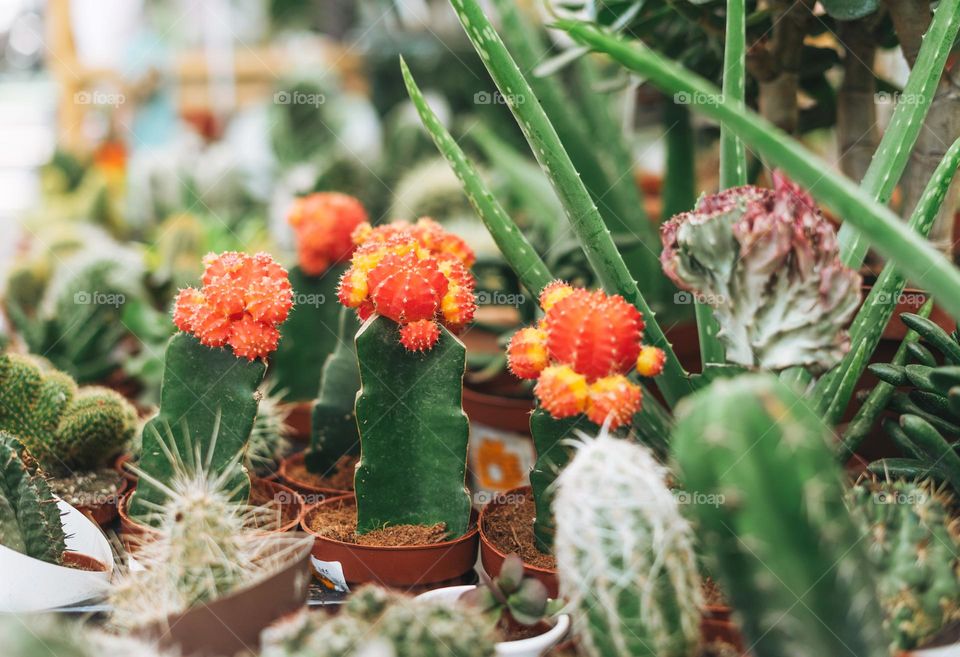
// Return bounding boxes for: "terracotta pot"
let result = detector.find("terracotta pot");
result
[74,472,128,528]
[701,616,746,654]
[463,386,534,435]
[61,551,110,573]
[114,452,138,486]
[278,451,352,500]
[281,401,313,443]
[301,495,480,590]
[478,486,559,598]
[136,537,314,657]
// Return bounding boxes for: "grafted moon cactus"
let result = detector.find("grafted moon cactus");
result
[661,172,862,371]
[287,192,368,276]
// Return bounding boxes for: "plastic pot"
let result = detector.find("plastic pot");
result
[280,401,313,443]
[278,451,352,500]
[478,486,558,598]
[417,585,571,657]
[301,495,479,590]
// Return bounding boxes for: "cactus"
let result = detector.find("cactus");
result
[129,251,293,524]
[552,427,702,657]
[247,382,294,478]
[338,221,476,537]
[460,553,552,626]
[0,433,66,565]
[848,478,960,651]
[671,374,887,657]
[271,193,368,402]
[0,615,171,657]
[0,352,137,475]
[261,584,496,657]
[660,173,862,372]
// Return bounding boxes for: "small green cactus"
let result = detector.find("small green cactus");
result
[0,432,66,565]
[553,428,702,657]
[672,374,888,657]
[0,353,137,475]
[261,584,496,657]
[848,478,960,651]
[460,553,552,626]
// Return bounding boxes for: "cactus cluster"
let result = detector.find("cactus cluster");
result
[672,374,888,657]
[460,553,552,626]
[660,172,862,372]
[553,428,702,657]
[0,615,171,657]
[0,433,66,565]
[848,478,960,651]
[261,584,495,657]
[0,352,137,475]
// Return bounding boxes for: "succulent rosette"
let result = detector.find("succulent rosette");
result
[507,281,665,429]
[287,192,369,276]
[660,171,862,372]
[173,251,293,360]
[337,218,477,352]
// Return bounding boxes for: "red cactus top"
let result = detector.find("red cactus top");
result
[337,218,477,352]
[287,192,368,276]
[173,251,293,360]
[506,281,665,429]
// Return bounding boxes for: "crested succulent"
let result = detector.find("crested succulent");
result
[672,374,888,657]
[459,553,552,626]
[261,584,496,657]
[0,352,137,475]
[553,428,702,657]
[660,172,862,372]
[0,432,66,565]
[272,193,368,402]
[848,478,960,651]
[340,221,475,538]
[129,251,293,524]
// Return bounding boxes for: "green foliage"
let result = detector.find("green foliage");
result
[0,433,66,565]
[819,0,880,19]
[0,615,171,657]
[672,374,887,657]
[353,316,471,538]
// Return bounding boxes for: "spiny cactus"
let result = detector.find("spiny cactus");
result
[0,353,137,475]
[660,173,862,372]
[340,221,475,538]
[246,382,293,478]
[0,433,66,565]
[129,252,293,523]
[0,615,172,657]
[672,374,887,657]
[848,478,960,651]
[553,428,702,657]
[261,584,496,657]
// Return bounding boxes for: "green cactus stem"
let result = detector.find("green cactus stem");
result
[353,316,471,538]
[305,306,362,474]
[553,429,702,657]
[271,264,346,402]
[0,433,66,565]
[128,333,266,524]
[672,374,887,657]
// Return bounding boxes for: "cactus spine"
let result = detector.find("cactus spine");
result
[553,428,702,657]
[0,433,66,565]
[671,374,887,657]
[848,479,960,651]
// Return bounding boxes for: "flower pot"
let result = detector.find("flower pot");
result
[278,451,353,501]
[0,499,114,612]
[114,452,138,486]
[462,385,537,498]
[281,401,313,443]
[417,585,571,657]
[700,616,746,654]
[301,495,480,590]
[478,486,558,598]
[67,469,129,528]
[135,535,314,657]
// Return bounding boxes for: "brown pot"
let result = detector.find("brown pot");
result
[478,486,559,598]
[278,451,352,500]
[462,385,534,435]
[281,401,313,443]
[114,452,138,486]
[136,537,313,657]
[74,472,129,528]
[301,495,480,590]
[61,551,110,572]
[701,616,746,654]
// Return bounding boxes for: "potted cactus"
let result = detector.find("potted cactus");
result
[301,218,481,588]
[271,193,368,440]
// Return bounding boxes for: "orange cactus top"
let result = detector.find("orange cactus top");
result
[173,251,293,360]
[287,192,368,276]
[506,281,665,429]
[337,219,476,352]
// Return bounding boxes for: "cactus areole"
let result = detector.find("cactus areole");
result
[661,172,862,372]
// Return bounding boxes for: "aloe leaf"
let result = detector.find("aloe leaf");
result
[447,0,694,406]
[400,57,553,298]
[720,0,747,190]
[558,20,960,322]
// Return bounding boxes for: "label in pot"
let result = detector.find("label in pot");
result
[468,422,535,504]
